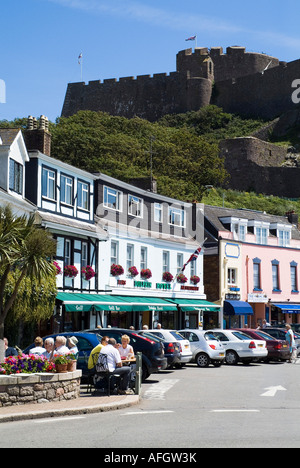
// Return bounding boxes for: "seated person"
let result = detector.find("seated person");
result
[54,336,69,355]
[30,336,46,355]
[98,338,132,394]
[118,334,134,360]
[43,337,54,359]
[4,338,18,357]
[68,336,79,358]
[88,336,109,370]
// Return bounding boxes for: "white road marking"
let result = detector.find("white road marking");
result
[211,409,260,413]
[33,416,85,423]
[143,379,179,400]
[122,410,174,415]
[260,385,287,397]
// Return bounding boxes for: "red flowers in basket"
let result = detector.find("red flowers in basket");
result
[162,271,173,282]
[110,264,124,276]
[177,273,188,284]
[64,265,79,278]
[190,275,200,285]
[140,268,152,280]
[82,265,96,280]
[128,266,139,277]
[53,261,62,275]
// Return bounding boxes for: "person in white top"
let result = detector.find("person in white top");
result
[54,336,69,355]
[118,334,134,359]
[30,336,46,355]
[99,338,131,393]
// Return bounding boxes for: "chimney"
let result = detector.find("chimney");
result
[286,210,299,226]
[24,115,51,156]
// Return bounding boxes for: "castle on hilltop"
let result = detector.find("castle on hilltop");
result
[61,46,300,121]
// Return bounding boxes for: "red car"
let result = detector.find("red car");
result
[235,328,290,362]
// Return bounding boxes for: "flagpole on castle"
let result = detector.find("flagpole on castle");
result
[78,53,83,82]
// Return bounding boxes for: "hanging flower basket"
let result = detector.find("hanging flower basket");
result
[128,266,139,277]
[141,268,152,280]
[177,273,188,284]
[190,275,200,285]
[64,265,79,278]
[110,264,124,277]
[53,261,62,275]
[82,265,96,281]
[162,271,173,282]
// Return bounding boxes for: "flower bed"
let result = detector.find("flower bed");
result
[0,354,55,375]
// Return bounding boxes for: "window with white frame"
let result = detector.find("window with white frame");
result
[177,253,183,273]
[42,167,56,200]
[162,251,170,273]
[279,230,290,247]
[140,247,147,270]
[154,203,162,223]
[9,159,23,195]
[291,262,298,292]
[190,258,197,277]
[227,268,237,285]
[127,244,134,270]
[111,241,119,265]
[128,194,143,217]
[64,239,71,265]
[169,207,185,227]
[256,227,268,245]
[60,174,73,205]
[253,258,261,290]
[82,242,88,268]
[78,181,89,210]
[104,186,122,211]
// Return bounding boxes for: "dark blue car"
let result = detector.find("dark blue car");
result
[23,332,102,379]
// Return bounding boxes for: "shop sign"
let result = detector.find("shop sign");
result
[156,283,172,290]
[225,293,241,300]
[248,293,268,303]
[117,280,126,285]
[134,280,152,288]
[181,286,199,291]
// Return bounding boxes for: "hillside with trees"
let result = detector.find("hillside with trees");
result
[1,105,300,215]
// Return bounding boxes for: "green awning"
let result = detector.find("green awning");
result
[56,293,133,312]
[112,296,178,312]
[166,298,220,312]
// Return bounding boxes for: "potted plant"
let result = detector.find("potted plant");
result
[66,353,77,372]
[162,271,173,282]
[53,261,62,275]
[110,263,124,276]
[53,354,69,373]
[128,266,139,277]
[64,265,79,278]
[177,273,188,284]
[82,265,95,281]
[190,275,200,285]
[140,268,152,280]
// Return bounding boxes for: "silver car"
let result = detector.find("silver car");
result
[178,329,225,367]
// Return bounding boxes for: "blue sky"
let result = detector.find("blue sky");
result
[1,0,300,122]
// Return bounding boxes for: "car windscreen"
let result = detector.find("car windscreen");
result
[204,332,219,341]
[232,331,252,341]
[255,331,276,341]
[169,331,186,341]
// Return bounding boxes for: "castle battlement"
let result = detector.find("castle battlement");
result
[61,46,300,122]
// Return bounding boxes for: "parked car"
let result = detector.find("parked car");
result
[85,328,168,380]
[262,327,300,356]
[235,328,290,362]
[178,329,225,367]
[23,332,102,380]
[140,329,192,367]
[138,330,181,368]
[207,329,268,365]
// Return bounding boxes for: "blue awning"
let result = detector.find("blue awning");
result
[224,300,254,316]
[273,303,300,314]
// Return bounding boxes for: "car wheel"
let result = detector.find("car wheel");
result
[225,350,238,365]
[196,353,210,368]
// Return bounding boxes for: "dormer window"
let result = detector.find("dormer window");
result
[9,159,23,195]
[270,222,292,247]
[247,220,270,245]
[220,216,247,241]
[42,167,56,200]
[128,194,143,217]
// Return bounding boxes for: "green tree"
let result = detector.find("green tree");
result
[0,206,57,361]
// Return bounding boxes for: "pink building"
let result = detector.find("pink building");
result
[204,206,300,328]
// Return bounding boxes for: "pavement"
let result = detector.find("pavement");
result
[0,385,140,423]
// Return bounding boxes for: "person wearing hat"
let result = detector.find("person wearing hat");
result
[68,336,79,359]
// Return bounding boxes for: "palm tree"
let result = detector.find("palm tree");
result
[0,206,57,362]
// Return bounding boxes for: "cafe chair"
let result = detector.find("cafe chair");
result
[92,352,121,397]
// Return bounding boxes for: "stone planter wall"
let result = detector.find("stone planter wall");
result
[0,370,82,407]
